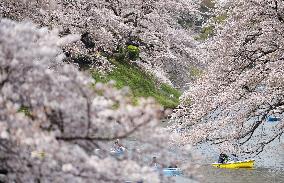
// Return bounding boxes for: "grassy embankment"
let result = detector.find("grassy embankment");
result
[92,59,181,109]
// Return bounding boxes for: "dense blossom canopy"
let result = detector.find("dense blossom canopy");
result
[172,0,284,157]
[0,0,201,87]
[4,0,284,181]
[0,19,198,182]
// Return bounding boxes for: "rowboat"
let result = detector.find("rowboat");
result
[267,116,281,122]
[110,147,126,156]
[162,168,182,176]
[212,159,255,169]
[110,150,123,156]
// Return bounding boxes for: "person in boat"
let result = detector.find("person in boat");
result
[168,160,178,168]
[168,164,178,168]
[113,139,126,153]
[230,154,239,161]
[150,157,158,167]
[150,157,162,170]
[218,152,229,163]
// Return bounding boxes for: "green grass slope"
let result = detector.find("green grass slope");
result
[92,59,181,108]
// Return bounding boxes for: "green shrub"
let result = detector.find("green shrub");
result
[18,106,32,117]
[114,45,140,62]
[127,45,140,61]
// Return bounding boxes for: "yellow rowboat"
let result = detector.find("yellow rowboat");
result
[212,160,255,169]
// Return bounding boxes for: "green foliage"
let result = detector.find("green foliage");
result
[195,0,228,41]
[195,25,214,40]
[160,84,181,99]
[214,14,227,24]
[114,46,127,62]
[127,45,139,53]
[127,45,140,61]
[182,98,191,106]
[201,0,215,9]
[178,17,194,29]
[112,101,120,109]
[92,59,181,108]
[114,45,140,62]
[178,0,216,31]
[18,106,32,117]
[189,66,203,78]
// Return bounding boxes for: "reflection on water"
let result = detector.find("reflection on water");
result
[173,166,284,183]
[200,166,284,183]
[122,139,284,183]
[123,121,284,183]
[174,143,284,183]
[119,140,284,183]
[162,120,284,183]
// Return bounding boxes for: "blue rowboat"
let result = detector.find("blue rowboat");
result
[162,168,182,176]
[110,147,125,156]
[267,116,281,122]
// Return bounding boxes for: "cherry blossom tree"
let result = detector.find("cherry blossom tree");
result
[0,19,200,182]
[172,0,284,157]
[0,0,201,87]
